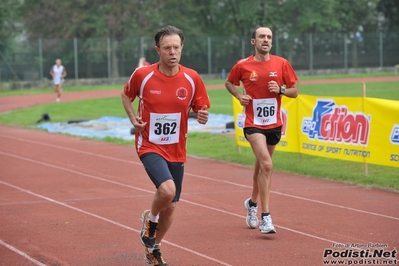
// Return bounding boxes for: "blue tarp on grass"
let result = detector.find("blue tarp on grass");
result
[34,114,234,141]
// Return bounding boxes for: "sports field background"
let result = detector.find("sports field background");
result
[0,74,398,191]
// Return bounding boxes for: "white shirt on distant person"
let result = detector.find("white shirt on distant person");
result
[52,65,65,85]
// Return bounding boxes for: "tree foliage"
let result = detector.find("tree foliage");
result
[334,0,380,33]
[377,0,399,31]
[17,0,395,40]
[0,0,22,42]
[20,0,159,39]
[7,0,397,78]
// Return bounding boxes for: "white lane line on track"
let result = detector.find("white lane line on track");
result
[0,150,368,248]
[0,134,139,165]
[1,134,398,221]
[0,178,232,266]
[0,239,46,266]
[0,195,149,206]
[177,199,348,245]
[185,173,399,221]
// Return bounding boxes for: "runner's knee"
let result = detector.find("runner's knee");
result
[157,181,176,202]
[259,160,273,173]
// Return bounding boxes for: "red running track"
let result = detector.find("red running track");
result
[0,80,398,265]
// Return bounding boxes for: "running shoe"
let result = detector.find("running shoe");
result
[145,246,168,266]
[244,198,258,229]
[140,210,158,248]
[259,214,276,234]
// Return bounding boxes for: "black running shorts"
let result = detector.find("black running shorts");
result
[140,152,184,202]
[243,126,282,146]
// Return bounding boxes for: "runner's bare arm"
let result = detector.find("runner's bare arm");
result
[121,92,147,132]
[225,80,252,106]
[283,83,298,98]
[268,80,298,98]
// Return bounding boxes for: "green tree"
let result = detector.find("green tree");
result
[20,0,161,77]
[0,0,22,45]
[333,0,380,67]
[377,0,399,31]
[0,0,23,81]
[10,0,396,78]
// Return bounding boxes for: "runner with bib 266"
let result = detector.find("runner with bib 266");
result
[225,25,298,235]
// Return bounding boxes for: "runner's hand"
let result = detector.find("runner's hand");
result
[197,105,209,125]
[239,94,252,106]
[133,116,147,133]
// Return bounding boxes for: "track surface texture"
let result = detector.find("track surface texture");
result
[1,76,398,266]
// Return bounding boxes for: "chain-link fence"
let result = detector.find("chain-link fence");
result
[1,31,398,82]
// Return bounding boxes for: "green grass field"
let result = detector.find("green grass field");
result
[1,74,398,191]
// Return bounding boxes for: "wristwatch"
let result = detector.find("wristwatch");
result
[279,86,286,95]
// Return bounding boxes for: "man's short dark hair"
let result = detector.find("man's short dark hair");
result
[251,25,270,39]
[154,25,185,47]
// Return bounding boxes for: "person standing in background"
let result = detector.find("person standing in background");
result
[225,26,298,235]
[121,25,210,266]
[137,56,151,68]
[50,58,67,102]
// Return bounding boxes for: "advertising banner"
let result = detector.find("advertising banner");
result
[364,98,399,167]
[276,97,299,153]
[299,95,370,163]
[232,95,399,168]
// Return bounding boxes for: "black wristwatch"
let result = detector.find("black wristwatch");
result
[279,86,286,95]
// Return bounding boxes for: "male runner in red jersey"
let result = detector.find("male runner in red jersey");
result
[121,25,210,266]
[225,26,298,234]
